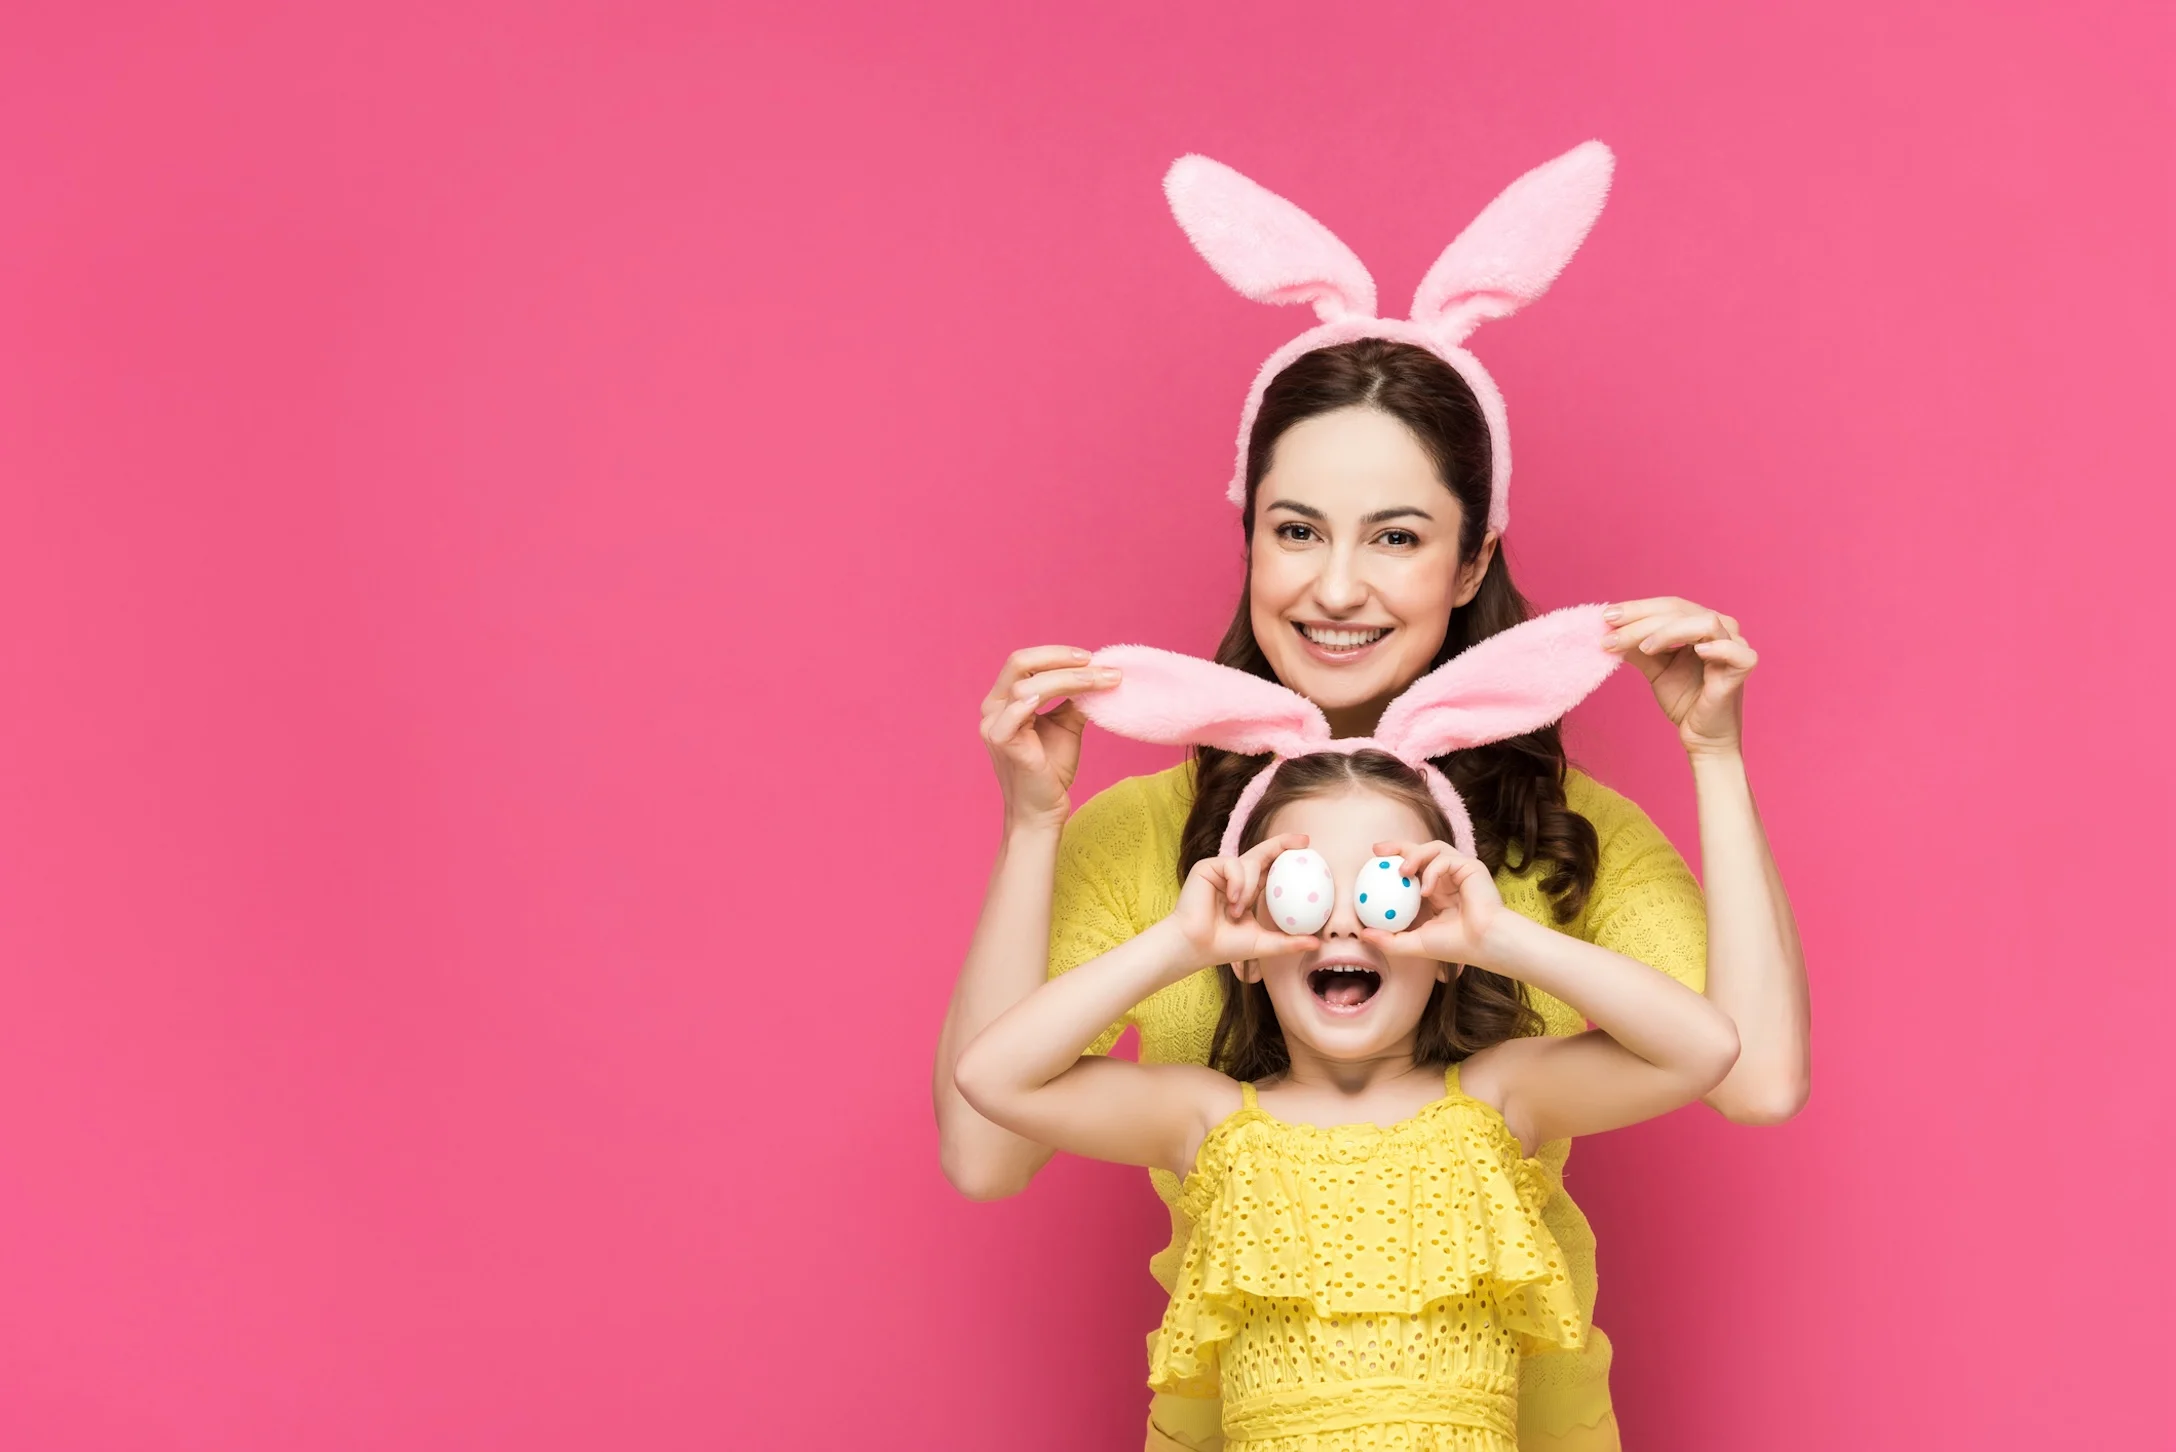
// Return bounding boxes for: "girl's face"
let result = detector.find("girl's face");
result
[1242,786,1451,1064]
[1249,406,1495,735]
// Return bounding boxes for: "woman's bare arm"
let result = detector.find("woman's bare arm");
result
[1604,598,1811,1124]
[933,820,1066,1199]
[932,647,1122,1200]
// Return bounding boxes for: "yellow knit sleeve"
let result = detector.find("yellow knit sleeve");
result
[1566,772,1708,993]
[1047,774,1170,1057]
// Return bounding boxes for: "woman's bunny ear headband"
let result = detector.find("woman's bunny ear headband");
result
[1165,140,1615,535]
[1078,605,1622,859]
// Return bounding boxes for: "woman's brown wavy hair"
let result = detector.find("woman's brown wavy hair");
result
[1209,750,1544,1081]
[1178,338,1600,921]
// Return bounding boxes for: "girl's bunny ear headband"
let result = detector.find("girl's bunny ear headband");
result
[1165,140,1615,535]
[1078,605,1622,859]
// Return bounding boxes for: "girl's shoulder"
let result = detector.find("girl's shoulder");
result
[1451,1041,1561,1158]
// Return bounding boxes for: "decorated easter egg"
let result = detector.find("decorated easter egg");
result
[1353,856,1422,932]
[1263,848,1334,935]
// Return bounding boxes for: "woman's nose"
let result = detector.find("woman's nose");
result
[1312,547,1368,612]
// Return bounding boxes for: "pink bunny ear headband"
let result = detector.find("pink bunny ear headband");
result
[1164,140,1615,535]
[1078,605,1622,860]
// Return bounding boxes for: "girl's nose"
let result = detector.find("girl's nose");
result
[1320,884,1365,938]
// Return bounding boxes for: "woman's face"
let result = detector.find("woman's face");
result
[1249,406,1495,734]
[1242,786,1450,1064]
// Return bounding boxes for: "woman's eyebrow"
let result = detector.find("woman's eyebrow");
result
[1263,500,1435,524]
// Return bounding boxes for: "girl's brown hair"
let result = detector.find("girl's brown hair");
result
[1208,751,1544,1082]
[1180,338,1600,922]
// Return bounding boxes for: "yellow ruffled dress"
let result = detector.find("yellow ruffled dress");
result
[1150,1065,1585,1452]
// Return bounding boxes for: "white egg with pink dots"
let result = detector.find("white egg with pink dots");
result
[1263,848,1334,935]
[1354,855,1422,933]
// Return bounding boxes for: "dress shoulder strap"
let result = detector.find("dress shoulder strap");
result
[1443,1061,1466,1100]
[1239,1081,1259,1109]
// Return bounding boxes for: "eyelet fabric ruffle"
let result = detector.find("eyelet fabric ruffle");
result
[1148,1074,1585,1450]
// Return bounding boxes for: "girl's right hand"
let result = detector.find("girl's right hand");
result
[1168,834,1323,968]
[979,646,1122,833]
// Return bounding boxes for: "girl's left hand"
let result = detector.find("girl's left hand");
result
[1359,840,1509,970]
[1601,597,1759,758]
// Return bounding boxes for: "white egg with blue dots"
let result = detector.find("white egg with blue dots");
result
[1354,856,1422,932]
[1263,848,1335,935]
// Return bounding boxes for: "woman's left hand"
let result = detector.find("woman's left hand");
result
[1602,597,1758,758]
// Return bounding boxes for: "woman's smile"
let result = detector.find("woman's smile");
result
[1292,620,1395,664]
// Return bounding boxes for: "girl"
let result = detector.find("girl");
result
[955,741,1738,1451]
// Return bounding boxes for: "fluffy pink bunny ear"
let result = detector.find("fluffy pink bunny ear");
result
[1164,155,1378,323]
[1410,140,1614,347]
[1079,645,1331,758]
[1373,604,1621,760]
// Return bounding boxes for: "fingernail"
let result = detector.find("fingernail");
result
[1098,669,1121,682]
[1602,607,1622,622]
[1073,649,1091,661]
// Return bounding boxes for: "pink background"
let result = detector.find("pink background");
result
[2,3,2168,1448]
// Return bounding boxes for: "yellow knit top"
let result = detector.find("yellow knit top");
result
[1152,1065,1584,1451]
[1048,763,1707,1440]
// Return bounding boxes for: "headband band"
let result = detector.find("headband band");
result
[1164,141,1616,535]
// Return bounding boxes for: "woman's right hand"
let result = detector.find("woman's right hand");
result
[979,646,1122,833]
[1167,834,1323,969]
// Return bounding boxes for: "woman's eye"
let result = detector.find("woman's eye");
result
[1275,523,1318,543]
[1377,529,1419,548]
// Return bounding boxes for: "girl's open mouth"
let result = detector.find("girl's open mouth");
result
[1308,966,1382,1013]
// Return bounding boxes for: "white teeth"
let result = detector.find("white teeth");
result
[1299,625,1389,649]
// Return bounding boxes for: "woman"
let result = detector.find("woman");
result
[935,151,1809,1452]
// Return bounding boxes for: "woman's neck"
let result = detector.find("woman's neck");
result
[1323,697,1390,739]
